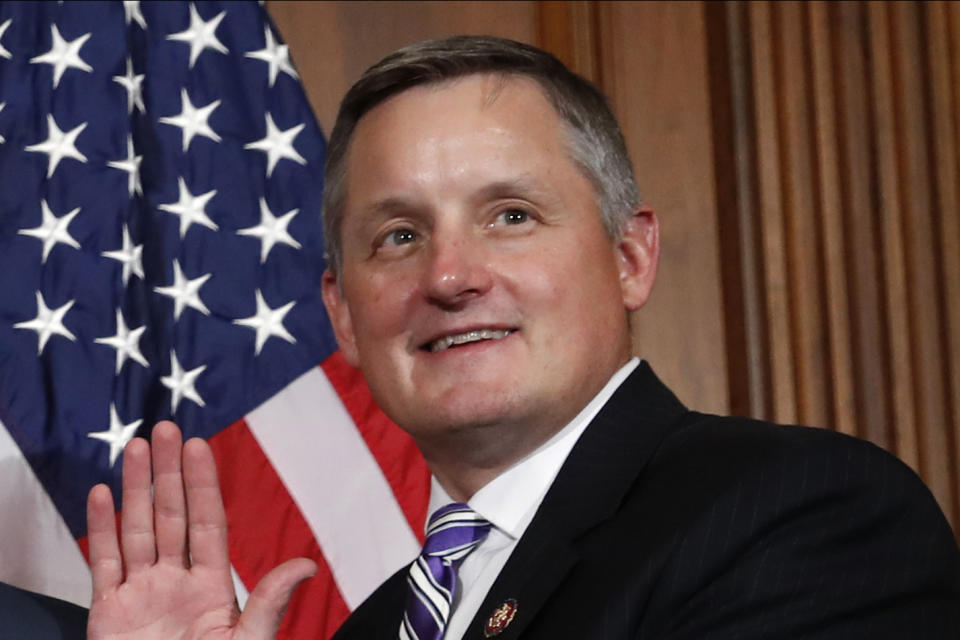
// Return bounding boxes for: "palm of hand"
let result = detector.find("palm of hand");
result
[87,564,240,639]
[86,422,316,640]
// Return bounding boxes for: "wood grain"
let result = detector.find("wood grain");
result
[537,1,601,84]
[808,1,856,435]
[602,1,729,415]
[705,1,772,419]
[889,2,955,528]
[943,0,960,528]
[923,0,960,526]
[267,1,538,134]
[865,1,915,463]
[774,1,831,428]
[750,1,798,424]
[830,2,891,450]
[709,1,957,529]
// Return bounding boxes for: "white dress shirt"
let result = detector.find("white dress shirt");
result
[427,357,640,639]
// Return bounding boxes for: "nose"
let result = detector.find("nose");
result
[421,229,493,308]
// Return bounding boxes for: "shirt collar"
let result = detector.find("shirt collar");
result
[427,357,640,540]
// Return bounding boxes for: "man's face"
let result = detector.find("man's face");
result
[323,74,657,463]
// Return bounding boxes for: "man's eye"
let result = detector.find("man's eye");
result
[383,228,418,246]
[497,209,530,225]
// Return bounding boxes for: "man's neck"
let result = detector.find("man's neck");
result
[423,357,641,501]
[420,421,562,501]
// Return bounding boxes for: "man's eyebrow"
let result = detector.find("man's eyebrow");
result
[362,179,545,212]
[474,177,547,202]
[360,197,419,218]
[355,177,552,221]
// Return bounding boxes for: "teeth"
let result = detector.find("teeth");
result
[430,329,512,352]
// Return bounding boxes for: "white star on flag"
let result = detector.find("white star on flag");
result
[154,260,212,320]
[14,291,77,355]
[233,290,297,356]
[160,351,207,413]
[0,18,11,59]
[18,199,81,263]
[244,113,306,177]
[166,4,227,68]
[245,26,298,87]
[113,58,146,114]
[24,114,88,178]
[159,177,218,237]
[95,310,149,374]
[101,224,144,285]
[159,88,221,152]
[123,1,147,29]
[237,198,302,263]
[87,404,142,467]
[107,136,143,196]
[29,24,92,88]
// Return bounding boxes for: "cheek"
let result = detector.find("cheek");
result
[514,244,619,302]
[497,256,564,310]
[346,273,416,345]
[544,250,625,329]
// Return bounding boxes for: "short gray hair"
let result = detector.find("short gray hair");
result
[322,35,641,275]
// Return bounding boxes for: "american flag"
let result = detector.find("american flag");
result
[0,2,429,637]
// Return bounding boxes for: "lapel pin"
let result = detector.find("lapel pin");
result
[484,598,518,637]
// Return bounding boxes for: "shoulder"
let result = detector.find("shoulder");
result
[658,412,936,503]
[665,410,895,463]
[624,413,960,636]
[0,582,87,640]
[645,412,953,544]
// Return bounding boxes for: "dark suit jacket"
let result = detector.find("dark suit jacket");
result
[333,362,960,639]
[0,582,87,639]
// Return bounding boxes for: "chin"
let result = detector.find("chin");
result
[405,392,527,436]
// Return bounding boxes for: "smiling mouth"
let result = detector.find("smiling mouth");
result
[426,329,515,353]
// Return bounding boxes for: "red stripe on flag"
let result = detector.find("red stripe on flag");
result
[321,352,431,543]
[210,418,351,640]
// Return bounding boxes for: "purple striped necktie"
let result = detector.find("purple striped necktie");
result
[399,503,493,640]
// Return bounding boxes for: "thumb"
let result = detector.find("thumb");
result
[235,558,317,639]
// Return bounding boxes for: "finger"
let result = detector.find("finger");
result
[182,437,231,571]
[151,421,189,566]
[87,484,122,599]
[236,558,317,638]
[120,437,157,575]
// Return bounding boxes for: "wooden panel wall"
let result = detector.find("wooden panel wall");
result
[269,1,959,531]
[268,1,538,135]
[706,0,960,530]
[598,2,729,414]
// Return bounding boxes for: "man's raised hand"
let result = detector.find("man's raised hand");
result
[86,421,316,639]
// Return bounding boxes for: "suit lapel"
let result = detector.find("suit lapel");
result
[463,362,686,639]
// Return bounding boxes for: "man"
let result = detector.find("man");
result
[84,36,960,639]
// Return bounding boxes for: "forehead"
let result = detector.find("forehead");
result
[356,73,562,139]
[342,74,575,200]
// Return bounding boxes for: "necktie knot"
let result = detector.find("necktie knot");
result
[422,502,492,561]
[399,503,492,640]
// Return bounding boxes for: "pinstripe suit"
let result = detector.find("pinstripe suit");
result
[0,582,87,640]
[333,362,960,639]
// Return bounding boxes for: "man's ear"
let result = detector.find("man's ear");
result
[321,269,360,366]
[616,204,660,311]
